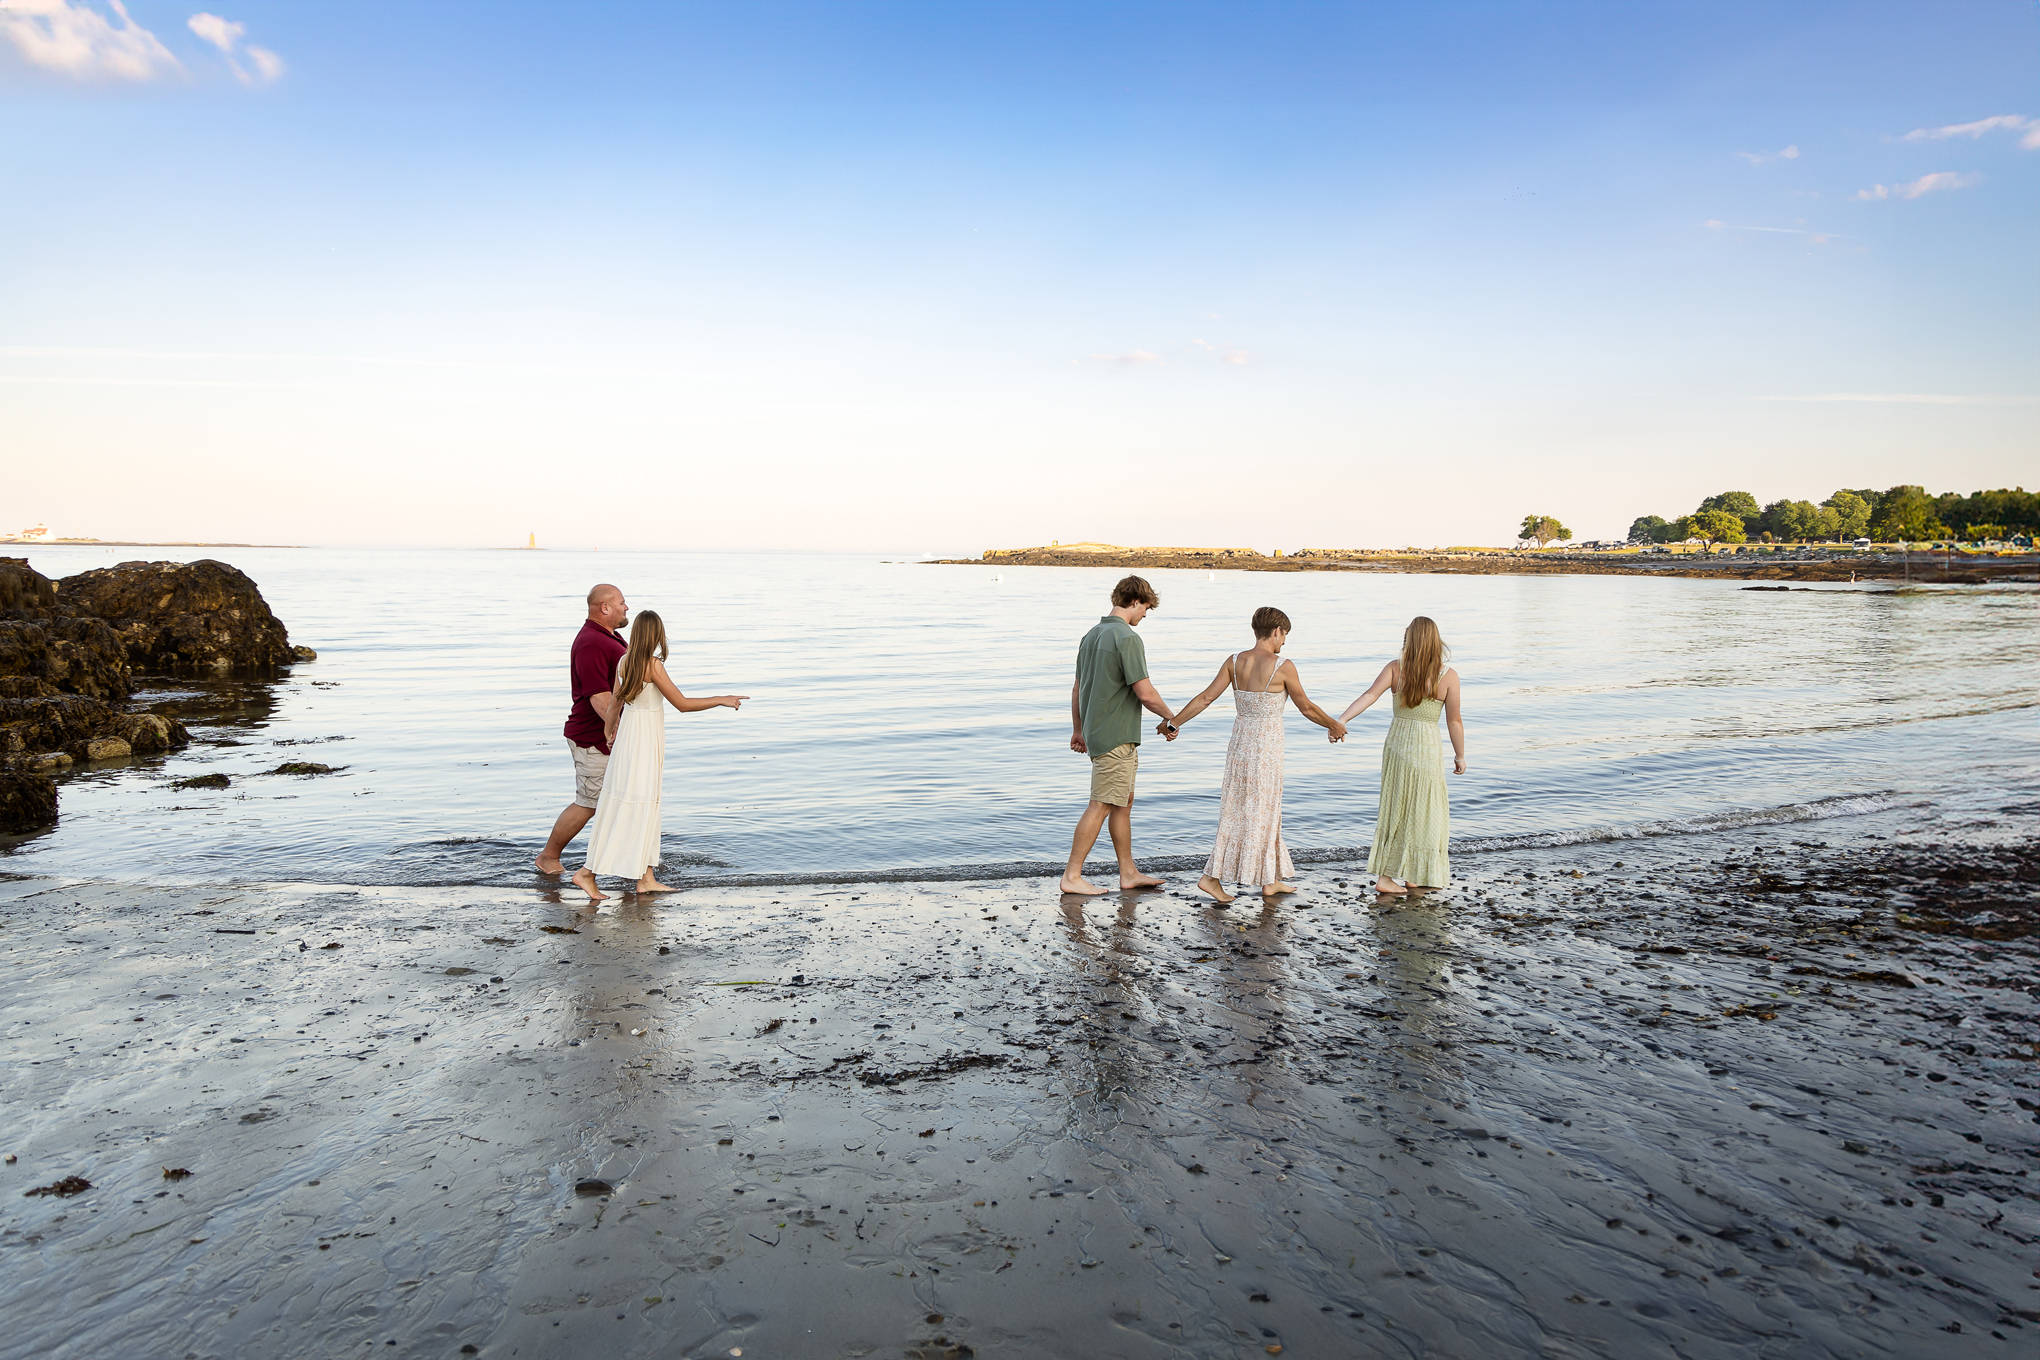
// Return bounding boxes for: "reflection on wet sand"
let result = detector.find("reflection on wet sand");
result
[6,813,2036,1359]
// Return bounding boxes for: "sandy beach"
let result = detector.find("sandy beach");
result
[5,805,2034,1360]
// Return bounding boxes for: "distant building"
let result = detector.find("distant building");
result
[19,524,48,540]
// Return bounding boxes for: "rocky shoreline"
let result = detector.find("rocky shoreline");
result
[932,545,2040,585]
[0,557,309,832]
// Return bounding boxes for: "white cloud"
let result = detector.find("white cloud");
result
[1852,171,1980,202]
[185,11,240,51]
[1704,220,1846,240]
[1735,144,1800,165]
[0,0,179,80]
[1902,114,2040,151]
[1754,393,2038,405]
[1087,350,1162,367]
[187,10,284,84]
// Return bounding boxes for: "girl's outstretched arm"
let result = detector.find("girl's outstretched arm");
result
[649,658,749,713]
[1443,667,1466,773]
[1163,654,1238,732]
[1279,661,1348,741]
[1338,661,1398,724]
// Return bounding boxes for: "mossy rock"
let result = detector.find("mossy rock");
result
[169,773,231,790]
[268,761,344,776]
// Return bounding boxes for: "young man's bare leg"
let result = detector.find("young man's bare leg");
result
[1059,800,1113,895]
[1109,801,1163,890]
[536,803,595,874]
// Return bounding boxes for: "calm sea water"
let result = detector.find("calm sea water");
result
[7,547,2037,887]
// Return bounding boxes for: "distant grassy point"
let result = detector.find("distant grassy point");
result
[0,537,306,548]
[929,542,2039,583]
[9,540,309,549]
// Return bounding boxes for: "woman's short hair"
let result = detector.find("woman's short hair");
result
[1251,606,1291,638]
[1111,575,1160,608]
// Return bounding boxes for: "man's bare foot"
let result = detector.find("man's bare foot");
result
[636,876,676,893]
[1119,870,1164,891]
[1375,875,1408,896]
[1196,874,1235,904]
[535,854,564,875]
[570,868,607,905]
[1059,875,1110,896]
[1262,881,1298,895]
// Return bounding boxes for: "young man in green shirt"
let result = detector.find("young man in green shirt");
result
[1060,575,1181,896]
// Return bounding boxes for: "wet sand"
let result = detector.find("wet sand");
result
[3,811,2036,1359]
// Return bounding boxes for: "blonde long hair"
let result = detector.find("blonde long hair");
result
[615,611,669,705]
[1396,616,1447,709]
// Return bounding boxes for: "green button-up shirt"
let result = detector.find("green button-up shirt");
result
[1075,615,1151,754]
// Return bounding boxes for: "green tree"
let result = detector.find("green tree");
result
[1758,498,1823,542]
[1821,490,1872,539]
[1947,487,2038,536]
[1686,509,1747,546]
[1518,514,1573,548]
[1868,485,1949,541]
[1627,514,1670,543]
[1697,491,1762,533]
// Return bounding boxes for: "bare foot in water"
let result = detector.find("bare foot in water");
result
[570,868,607,906]
[1059,874,1110,896]
[1375,875,1408,896]
[1119,870,1164,891]
[535,854,564,875]
[1262,881,1298,896]
[635,875,676,894]
[1197,874,1236,905]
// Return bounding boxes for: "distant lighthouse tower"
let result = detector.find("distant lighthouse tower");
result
[528,532,536,549]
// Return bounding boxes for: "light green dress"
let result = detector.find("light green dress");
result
[1368,696,1449,886]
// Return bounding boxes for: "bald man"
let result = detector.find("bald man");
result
[536,583,630,875]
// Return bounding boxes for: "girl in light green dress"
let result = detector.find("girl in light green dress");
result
[1339,616,1466,895]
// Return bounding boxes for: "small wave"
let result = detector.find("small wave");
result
[645,791,1916,888]
[1444,791,1914,855]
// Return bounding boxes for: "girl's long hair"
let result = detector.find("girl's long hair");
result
[1396,616,1447,709]
[615,611,669,705]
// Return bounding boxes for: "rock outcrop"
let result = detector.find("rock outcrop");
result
[0,768,57,834]
[0,558,131,699]
[0,676,190,772]
[0,556,304,831]
[56,559,300,675]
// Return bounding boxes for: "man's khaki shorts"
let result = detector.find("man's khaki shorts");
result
[571,742,609,809]
[1089,742,1138,807]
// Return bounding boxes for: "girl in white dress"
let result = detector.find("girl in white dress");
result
[571,611,747,906]
[1165,607,1348,904]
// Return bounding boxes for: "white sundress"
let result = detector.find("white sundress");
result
[582,667,666,878]
[1202,651,1297,886]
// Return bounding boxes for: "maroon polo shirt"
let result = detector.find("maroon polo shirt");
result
[563,619,628,754]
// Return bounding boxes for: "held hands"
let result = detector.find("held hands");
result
[1327,720,1348,743]
[1155,718,1180,741]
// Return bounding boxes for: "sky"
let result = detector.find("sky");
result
[2,2,2035,551]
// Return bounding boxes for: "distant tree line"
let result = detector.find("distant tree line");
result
[1627,486,2037,545]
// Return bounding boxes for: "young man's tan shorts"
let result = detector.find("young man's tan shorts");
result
[1089,742,1138,807]
[570,742,609,809]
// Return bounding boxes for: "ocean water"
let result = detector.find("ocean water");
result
[6,546,2036,887]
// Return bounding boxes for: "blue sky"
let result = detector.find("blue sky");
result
[3,2,2034,550]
